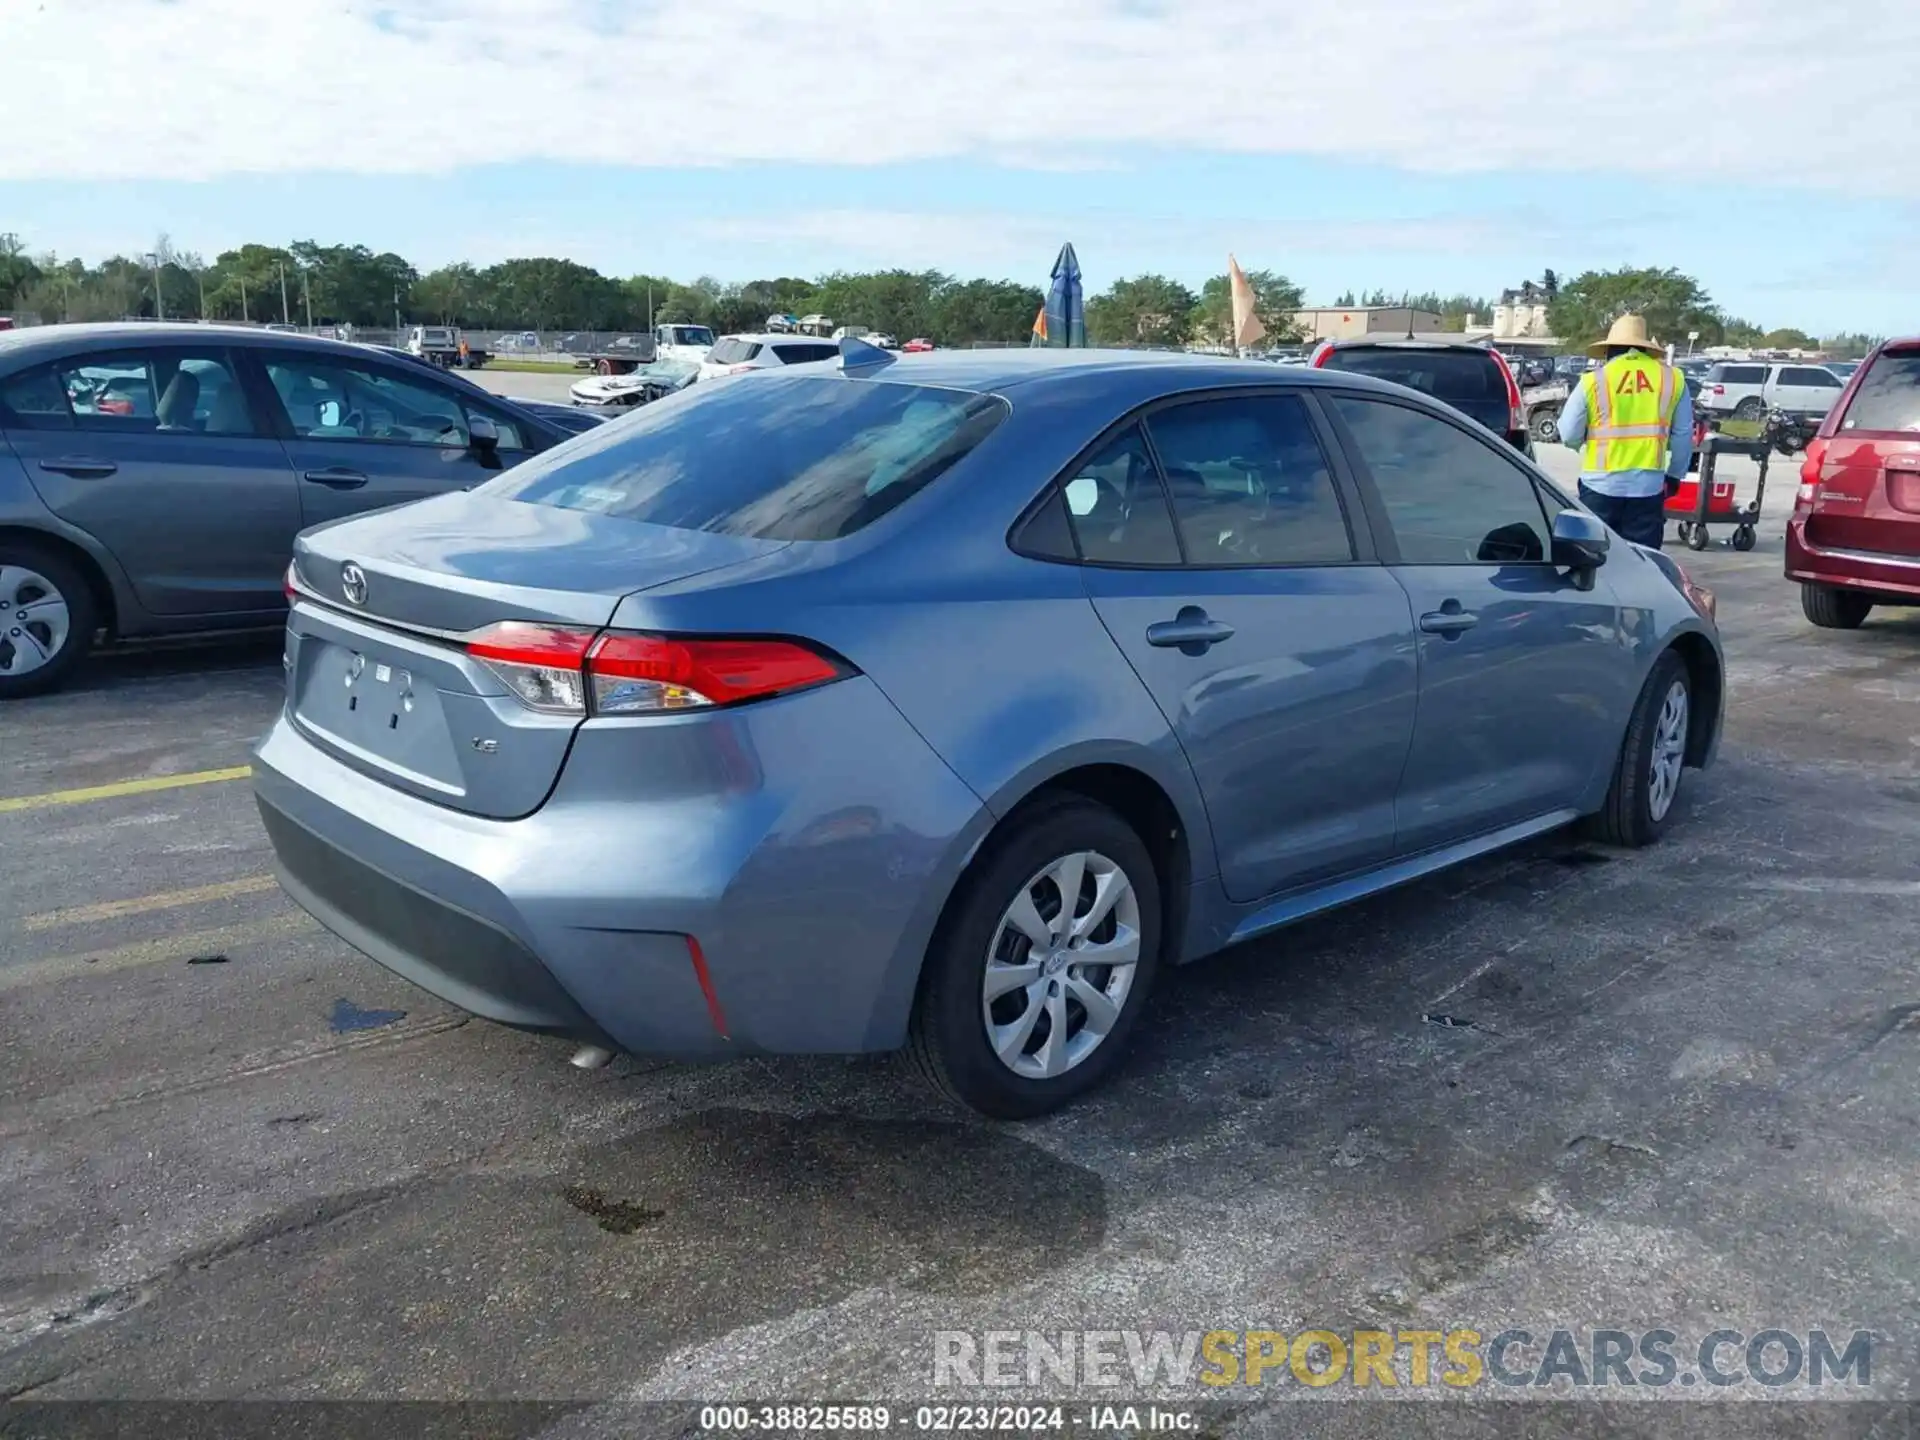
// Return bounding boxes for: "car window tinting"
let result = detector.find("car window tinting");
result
[1841,352,1920,433]
[265,358,470,445]
[1333,396,1550,565]
[1321,348,1500,402]
[1012,488,1078,562]
[26,351,259,436]
[1056,424,1183,566]
[487,374,1009,542]
[707,338,760,364]
[0,366,76,428]
[776,344,839,364]
[1144,394,1352,566]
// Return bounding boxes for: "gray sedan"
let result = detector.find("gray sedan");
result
[0,323,585,696]
[254,346,1724,1118]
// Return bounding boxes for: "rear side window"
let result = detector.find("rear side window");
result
[488,374,1009,542]
[1057,424,1182,566]
[707,338,762,364]
[1840,352,1920,433]
[4,352,257,435]
[1144,394,1353,566]
[774,343,839,365]
[1321,348,1500,402]
[1783,367,1841,388]
[1718,365,1765,384]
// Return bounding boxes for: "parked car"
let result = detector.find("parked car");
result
[1697,361,1844,421]
[568,356,700,410]
[0,323,588,696]
[1824,360,1861,381]
[254,348,1722,1118]
[699,334,844,380]
[902,338,935,353]
[1312,339,1534,456]
[1786,337,1920,629]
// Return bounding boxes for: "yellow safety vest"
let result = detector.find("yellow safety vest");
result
[1584,352,1684,473]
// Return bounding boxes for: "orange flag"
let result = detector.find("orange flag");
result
[1031,305,1049,344]
[1229,254,1266,349]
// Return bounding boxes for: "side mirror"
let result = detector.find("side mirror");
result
[467,413,502,467]
[1551,507,1610,584]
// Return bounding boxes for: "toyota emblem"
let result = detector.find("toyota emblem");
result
[340,562,368,606]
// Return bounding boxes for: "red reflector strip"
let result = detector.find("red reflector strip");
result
[686,935,729,1038]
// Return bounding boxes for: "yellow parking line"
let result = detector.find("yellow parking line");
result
[22,875,281,933]
[0,764,254,814]
[0,912,315,995]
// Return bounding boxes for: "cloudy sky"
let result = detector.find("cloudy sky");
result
[3,0,1916,332]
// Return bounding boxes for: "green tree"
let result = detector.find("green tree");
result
[1722,317,1764,348]
[413,263,479,325]
[1086,275,1196,348]
[1820,332,1880,360]
[0,233,41,311]
[1761,326,1816,351]
[931,278,1045,346]
[1190,269,1304,347]
[807,270,946,341]
[1546,267,1723,350]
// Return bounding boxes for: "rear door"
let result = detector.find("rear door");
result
[1324,392,1633,853]
[1805,345,1920,559]
[0,346,300,617]
[1070,393,1419,901]
[247,347,538,527]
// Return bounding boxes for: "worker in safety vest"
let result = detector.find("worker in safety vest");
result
[1556,314,1695,550]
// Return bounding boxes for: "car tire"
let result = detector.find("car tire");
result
[1582,650,1692,849]
[908,796,1162,1120]
[1801,583,1872,630]
[0,542,98,699]
[1531,409,1559,443]
[1733,397,1765,420]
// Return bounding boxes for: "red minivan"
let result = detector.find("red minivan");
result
[1786,339,1920,628]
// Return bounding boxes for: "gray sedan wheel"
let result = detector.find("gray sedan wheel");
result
[1582,649,1693,847]
[910,795,1162,1118]
[0,547,96,699]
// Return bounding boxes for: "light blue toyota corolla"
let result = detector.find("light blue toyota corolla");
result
[254,344,1723,1118]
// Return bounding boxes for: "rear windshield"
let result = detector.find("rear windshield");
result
[774,343,839,365]
[1840,352,1920,433]
[487,373,1009,541]
[663,327,715,347]
[706,338,761,364]
[1321,348,1500,402]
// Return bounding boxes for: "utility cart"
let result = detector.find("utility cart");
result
[1667,414,1777,552]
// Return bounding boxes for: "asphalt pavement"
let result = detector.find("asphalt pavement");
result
[3,435,1919,1434]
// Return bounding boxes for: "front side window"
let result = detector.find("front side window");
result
[1143,394,1352,566]
[264,356,488,446]
[488,373,1007,541]
[1332,396,1549,565]
[4,351,257,435]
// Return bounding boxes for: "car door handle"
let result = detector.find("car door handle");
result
[1419,605,1479,636]
[1146,607,1235,652]
[37,458,117,479]
[303,468,369,489]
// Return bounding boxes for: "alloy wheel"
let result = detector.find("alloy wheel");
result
[1647,678,1689,822]
[0,565,72,678]
[981,849,1142,1081]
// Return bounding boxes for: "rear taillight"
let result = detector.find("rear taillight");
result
[1309,341,1334,368]
[464,623,849,716]
[1491,351,1525,433]
[1710,384,1725,396]
[724,363,754,375]
[1796,437,1829,510]
[283,562,298,603]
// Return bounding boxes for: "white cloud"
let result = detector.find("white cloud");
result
[3,0,1916,195]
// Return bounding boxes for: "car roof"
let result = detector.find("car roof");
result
[0,322,400,369]
[1318,337,1498,356]
[719,333,841,345]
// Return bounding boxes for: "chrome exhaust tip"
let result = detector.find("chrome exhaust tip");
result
[569,1045,614,1071]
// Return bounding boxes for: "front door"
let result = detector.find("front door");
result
[1324,393,1633,854]
[247,349,534,528]
[0,347,300,617]
[1065,397,1418,903]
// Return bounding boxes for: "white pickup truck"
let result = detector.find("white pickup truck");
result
[405,325,488,370]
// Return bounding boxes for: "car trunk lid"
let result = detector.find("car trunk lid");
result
[286,491,789,818]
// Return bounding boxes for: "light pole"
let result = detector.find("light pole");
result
[147,253,165,321]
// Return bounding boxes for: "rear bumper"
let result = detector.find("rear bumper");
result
[1785,519,1920,600]
[252,676,990,1059]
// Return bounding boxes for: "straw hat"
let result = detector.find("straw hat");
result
[1588,313,1659,357]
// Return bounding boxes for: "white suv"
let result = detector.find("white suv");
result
[699,334,843,380]
[1698,362,1845,420]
